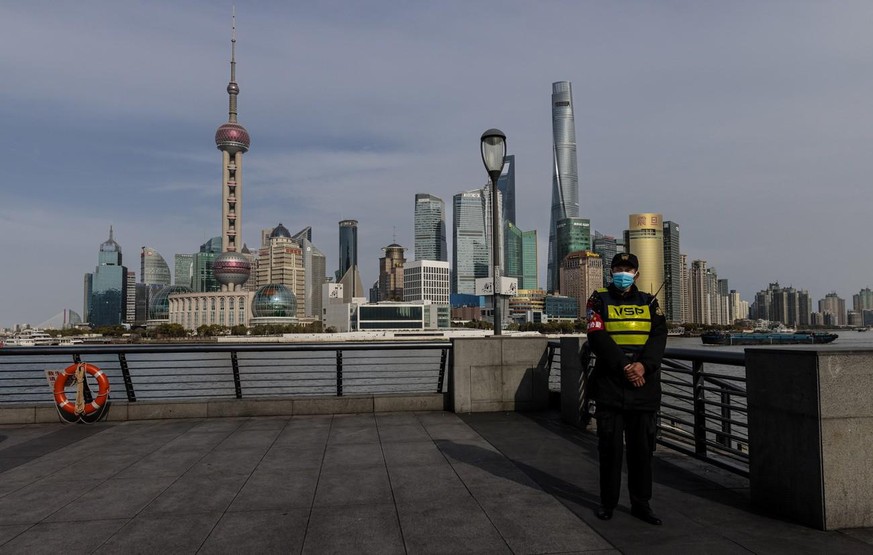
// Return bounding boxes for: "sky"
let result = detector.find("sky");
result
[2,1,872,328]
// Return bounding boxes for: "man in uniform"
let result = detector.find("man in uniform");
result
[585,253,667,525]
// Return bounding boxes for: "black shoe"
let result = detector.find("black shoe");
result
[595,507,613,520]
[631,506,662,525]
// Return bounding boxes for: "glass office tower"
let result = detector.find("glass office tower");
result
[555,217,590,293]
[496,155,516,227]
[547,81,580,292]
[414,194,448,262]
[662,221,682,322]
[337,220,358,280]
[85,227,129,327]
[521,230,538,290]
[452,189,489,294]
[141,246,171,286]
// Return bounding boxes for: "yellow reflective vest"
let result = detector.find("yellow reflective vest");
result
[595,288,653,346]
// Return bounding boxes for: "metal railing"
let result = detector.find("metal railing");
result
[0,342,451,404]
[545,341,748,476]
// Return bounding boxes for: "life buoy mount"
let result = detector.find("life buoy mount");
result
[53,362,110,421]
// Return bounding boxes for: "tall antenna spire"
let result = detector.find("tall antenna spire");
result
[227,6,239,123]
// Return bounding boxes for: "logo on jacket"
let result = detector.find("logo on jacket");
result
[608,306,649,318]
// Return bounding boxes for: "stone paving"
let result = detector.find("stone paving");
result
[0,410,871,554]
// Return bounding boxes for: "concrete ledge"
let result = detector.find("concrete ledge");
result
[0,393,450,424]
[373,393,445,412]
[207,398,295,418]
[127,400,209,420]
[293,396,373,415]
[0,406,36,425]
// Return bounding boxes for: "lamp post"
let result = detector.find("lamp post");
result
[480,128,506,336]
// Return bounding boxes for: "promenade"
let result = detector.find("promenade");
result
[1,410,871,554]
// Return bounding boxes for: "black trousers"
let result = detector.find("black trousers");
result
[595,407,657,510]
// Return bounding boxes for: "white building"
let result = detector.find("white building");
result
[403,260,450,305]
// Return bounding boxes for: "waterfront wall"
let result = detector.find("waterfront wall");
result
[746,348,873,530]
[450,337,551,413]
[0,393,445,424]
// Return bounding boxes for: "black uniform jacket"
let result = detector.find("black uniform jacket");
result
[586,283,668,411]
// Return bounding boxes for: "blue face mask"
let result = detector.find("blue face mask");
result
[612,271,636,290]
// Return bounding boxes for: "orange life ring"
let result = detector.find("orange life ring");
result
[53,363,110,416]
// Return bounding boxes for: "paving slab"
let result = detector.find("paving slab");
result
[313,465,393,507]
[199,509,309,554]
[229,467,319,511]
[0,518,128,555]
[95,512,222,554]
[303,503,404,555]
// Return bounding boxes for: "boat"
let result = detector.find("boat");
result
[3,329,54,347]
[701,330,838,346]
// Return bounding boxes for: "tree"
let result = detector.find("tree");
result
[154,323,187,338]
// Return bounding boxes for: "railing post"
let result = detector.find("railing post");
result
[117,353,137,402]
[692,360,707,456]
[718,391,731,448]
[231,351,242,399]
[437,347,448,393]
[336,350,343,397]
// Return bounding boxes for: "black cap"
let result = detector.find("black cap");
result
[611,253,639,270]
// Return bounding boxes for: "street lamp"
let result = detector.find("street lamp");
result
[480,128,506,336]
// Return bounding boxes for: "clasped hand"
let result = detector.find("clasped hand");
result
[624,362,645,388]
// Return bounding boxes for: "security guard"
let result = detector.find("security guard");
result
[585,253,667,525]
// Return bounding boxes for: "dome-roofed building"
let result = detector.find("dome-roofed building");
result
[148,285,193,321]
[270,223,292,239]
[250,284,298,326]
[252,284,297,317]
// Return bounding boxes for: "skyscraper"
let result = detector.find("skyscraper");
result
[193,236,222,292]
[174,254,194,288]
[377,243,406,301]
[452,189,488,294]
[504,222,523,281]
[337,219,363,300]
[505,223,538,291]
[547,81,580,292]
[496,155,516,226]
[141,247,171,286]
[593,231,618,286]
[555,217,591,294]
[662,221,682,322]
[85,227,129,327]
[414,194,447,262]
[292,226,326,319]
[211,14,252,293]
[627,213,665,307]
[689,260,710,325]
[559,251,603,318]
[256,223,306,319]
[521,230,538,290]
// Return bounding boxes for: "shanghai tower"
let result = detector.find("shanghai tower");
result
[547,81,580,293]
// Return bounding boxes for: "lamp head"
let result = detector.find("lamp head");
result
[480,128,507,183]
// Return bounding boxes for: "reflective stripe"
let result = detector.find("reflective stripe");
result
[611,334,649,346]
[605,321,652,333]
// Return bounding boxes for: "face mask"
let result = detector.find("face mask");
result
[612,271,636,290]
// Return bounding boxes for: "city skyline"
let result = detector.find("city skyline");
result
[3,2,873,327]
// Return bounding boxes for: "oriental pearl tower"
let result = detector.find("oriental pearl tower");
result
[212,13,252,291]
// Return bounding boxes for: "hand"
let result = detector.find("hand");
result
[624,362,646,388]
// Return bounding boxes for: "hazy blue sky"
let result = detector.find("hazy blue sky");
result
[2,1,872,327]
